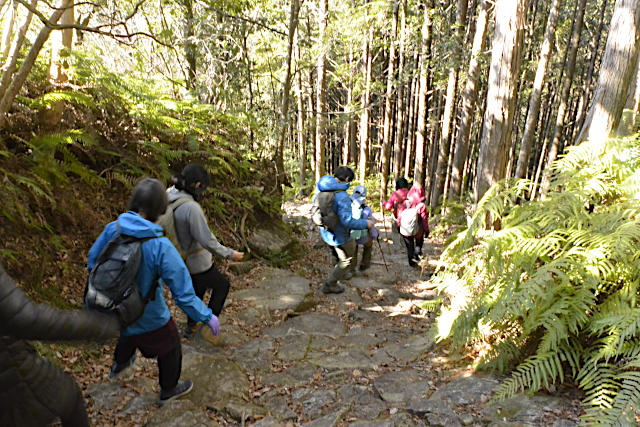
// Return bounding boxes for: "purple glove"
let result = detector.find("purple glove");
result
[207,315,220,336]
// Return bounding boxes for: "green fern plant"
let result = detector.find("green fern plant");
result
[433,134,640,425]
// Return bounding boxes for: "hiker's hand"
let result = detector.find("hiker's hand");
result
[207,315,220,336]
[232,251,244,261]
[366,219,374,229]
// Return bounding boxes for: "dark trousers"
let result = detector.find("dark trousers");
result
[402,234,424,266]
[186,264,230,328]
[114,319,182,391]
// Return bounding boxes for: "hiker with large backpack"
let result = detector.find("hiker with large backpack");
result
[87,178,219,405]
[313,166,374,294]
[398,183,430,267]
[383,177,410,236]
[0,262,118,427]
[349,185,379,272]
[158,164,244,340]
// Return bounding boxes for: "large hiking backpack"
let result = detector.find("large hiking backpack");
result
[311,191,341,231]
[84,230,158,328]
[399,201,424,237]
[156,196,192,258]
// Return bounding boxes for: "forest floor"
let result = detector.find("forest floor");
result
[67,200,584,426]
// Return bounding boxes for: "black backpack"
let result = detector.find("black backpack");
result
[84,228,158,328]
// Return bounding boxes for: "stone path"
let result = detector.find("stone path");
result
[87,203,582,426]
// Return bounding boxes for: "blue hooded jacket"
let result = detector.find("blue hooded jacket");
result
[316,175,369,246]
[88,211,212,336]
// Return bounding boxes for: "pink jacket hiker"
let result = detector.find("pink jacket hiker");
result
[383,187,409,226]
[405,184,430,238]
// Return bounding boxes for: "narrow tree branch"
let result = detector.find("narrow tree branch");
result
[14,0,172,46]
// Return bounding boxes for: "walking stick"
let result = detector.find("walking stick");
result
[381,207,392,255]
[376,237,389,272]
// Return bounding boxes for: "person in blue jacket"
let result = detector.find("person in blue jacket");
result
[88,178,219,405]
[315,166,373,294]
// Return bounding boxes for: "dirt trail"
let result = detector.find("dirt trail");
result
[83,201,581,426]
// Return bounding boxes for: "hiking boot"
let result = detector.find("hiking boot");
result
[158,380,193,405]
[108,354,136,379]
[183,323,200,339]
[321,281,345,294]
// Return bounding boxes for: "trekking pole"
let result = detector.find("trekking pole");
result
[381,207,392,256]
[376,237,389,272]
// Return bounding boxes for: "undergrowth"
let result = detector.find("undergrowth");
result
[0,51,281,294]
[432,134,640,425]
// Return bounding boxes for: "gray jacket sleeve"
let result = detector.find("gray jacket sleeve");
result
[0,263,119,341]
[186,202,236,260]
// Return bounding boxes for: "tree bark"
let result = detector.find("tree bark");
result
[358,26,373,182]
[573,0,609,140]
[315,0,329,183]
[413,0,433,188]
[0,0,36,104]
[448,0,489,201]
[275,0,300,186]
[576,0,640,146]
[1,0,17,63]
[404,70,419,179]
[296,43,306,195]
[474,0,525,203]
[183,0,196,90]
[539,0,587,197]
[514,0,561,179]
[0,0,70,123]
[393,0,407,180]
[380,0,399,203]
[49,0,74,83]
[431,0,468,209]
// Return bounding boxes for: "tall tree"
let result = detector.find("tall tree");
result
[275,0,301,186]
[49,0,74,83]
[392,0,407,180]
[448,0,490,200]
[413,0,433,187]
[539,0,587,197]
[358,24,373,182]
[1,0,17,63]
[380,0,399,203]
[475,0,525,203]
[296,43,306,194]
[573,0,609,138]
[514,0,562,179]
[315,0,329,183]
[182,0,196,89]
[0,0,36,105]
[576,0,640,146]
[0,0,71,123]
[430,0,468,209]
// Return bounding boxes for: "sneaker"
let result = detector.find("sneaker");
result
[321,281,345,294]
[108,354,136,379]
[159,380,193,405]
[183,323,200,339]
